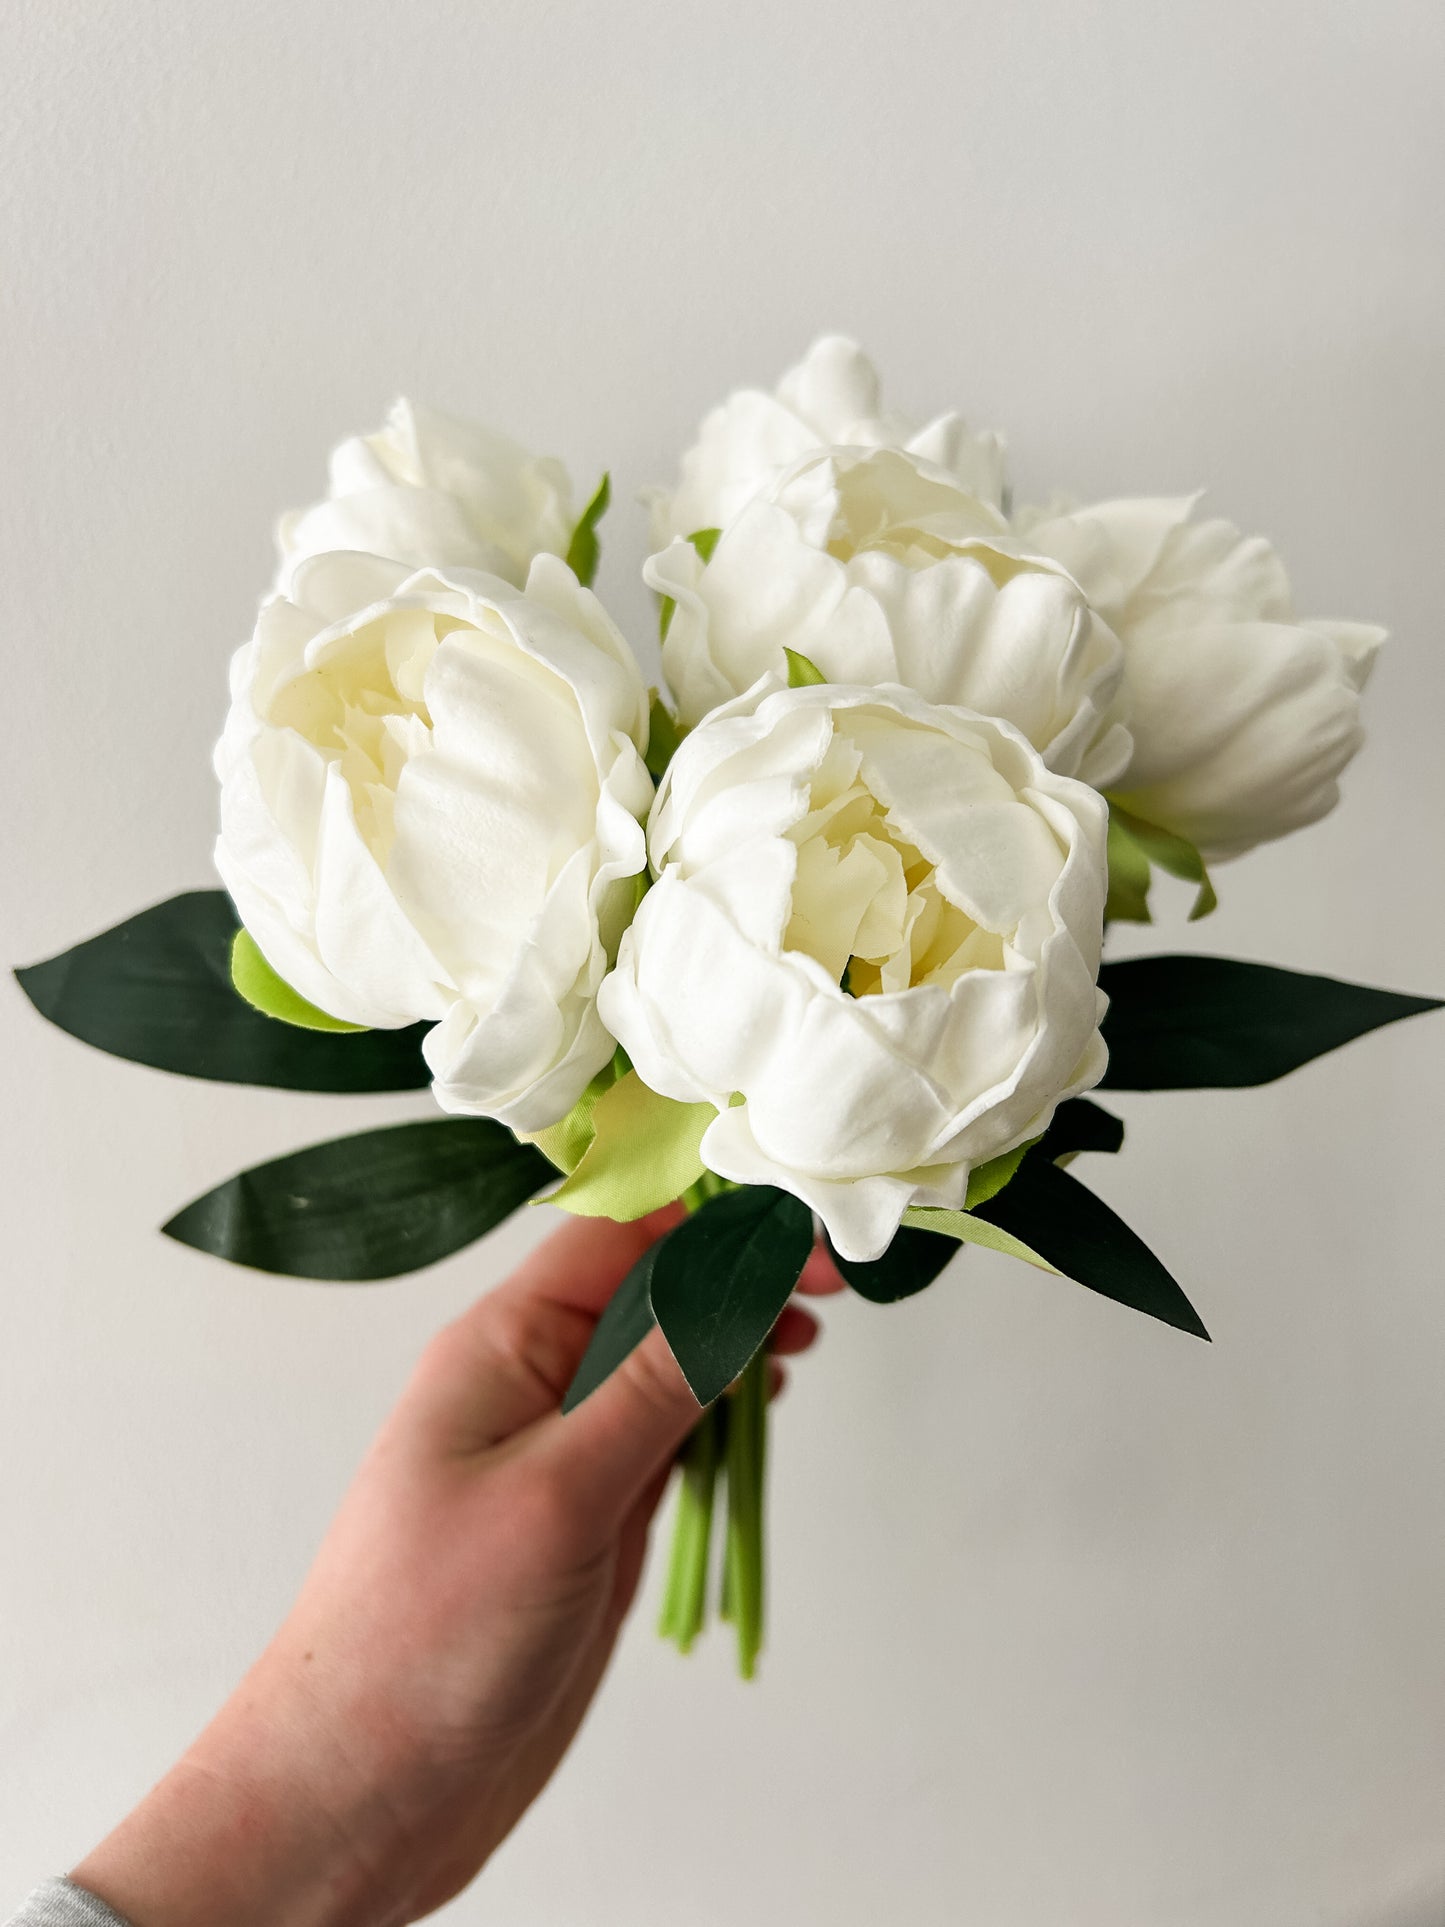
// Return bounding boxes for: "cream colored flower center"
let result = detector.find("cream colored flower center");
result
[783,735,1004,995]
[812,452,1013,575]
[269,607,465,857]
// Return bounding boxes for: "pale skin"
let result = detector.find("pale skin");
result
[72,1209,841,1927]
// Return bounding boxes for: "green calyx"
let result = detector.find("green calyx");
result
[1105,800,1217,924]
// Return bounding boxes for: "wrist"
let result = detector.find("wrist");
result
[71,1646,412,1927]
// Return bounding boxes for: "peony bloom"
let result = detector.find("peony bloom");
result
[215,551,651,1129]
[1015,495,1384,858]
[648,444,1131,788]
[277,399,575,592]
[645,335,1007,548]
[599,677,1109,1261]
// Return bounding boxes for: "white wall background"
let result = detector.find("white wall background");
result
[3,2,1444,1921]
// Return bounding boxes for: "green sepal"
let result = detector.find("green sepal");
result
[650,1186,813,1405]
[14,891,431,1093]
[162,1119,554,1281]
[562,1235,666,1411]
[564,472,610,587]
[657,527,721,641]
[1106,801,1217,923]
[784,648,827,688]
[230,929,365,1033]
[964,1139,1036,1209]
[547,1072,715,1222]
[829,1225,961,1303]
[1098,955,1444,1090]
[523,1065,616,1176]
[1105,808,1154,923]
[646,690,685,782]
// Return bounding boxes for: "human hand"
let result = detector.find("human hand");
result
[71,1209,838,1927]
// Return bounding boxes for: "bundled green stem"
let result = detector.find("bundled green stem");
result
[658,1177,770,1677]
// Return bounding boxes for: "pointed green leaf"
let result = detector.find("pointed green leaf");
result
[974,1158,1208,1339]
[784,648,827,688]
[829,1225,960,1303]
[15,892,432,1093]
[649,1187,813,1404]
[230,929,365,1033]
[548,1072,715,1221]
[562,1236,667,1411]
[902,1205,1059,1273]
[1098,954,1444,1090]
[564,472,610,586]
[646,691,685,782]
[163,1120,553,1280]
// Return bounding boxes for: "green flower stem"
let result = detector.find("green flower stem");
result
[725,1345,769,1679]
[658,1400,722,1651]
[660,1166,767,1671]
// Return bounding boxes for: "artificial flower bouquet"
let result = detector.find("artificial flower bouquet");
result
[18,338,1439,1677]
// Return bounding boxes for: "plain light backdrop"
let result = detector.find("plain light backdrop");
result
[3,3,1444,1922]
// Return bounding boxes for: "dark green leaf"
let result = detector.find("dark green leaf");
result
[1036,1097,1126,1160]
[1099,954,1444,1090]
[564,472,610,586]
[562,1236,667,1412]
[830,1225,960,1304]
[649,1187,813,1404]
[15,893,432,1093]
[162,1120,553,1280]
[974,1157,1209,1340]
[645,691,684,782]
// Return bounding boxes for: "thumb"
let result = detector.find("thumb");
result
[526,1324,703,1527]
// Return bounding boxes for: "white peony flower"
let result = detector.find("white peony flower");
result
[277,399,575,592]
[648,445,1131,788]
[598,677,1109,1261]
[215,551,651,1130]
[1015,494,1384,858]
[646,335,1007,548]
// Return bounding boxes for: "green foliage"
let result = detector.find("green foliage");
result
[162,1119,553,1280]
[547,1072,714,1221]
[650,1187,813,1405]
[829,1225,961,1303]
[230,929,364,1032]
[562,1237,665,1412]
[646,691,684,782]
[564,472,611,586]
[964,1139,1035,1209]
[1036,1097,1126,1159]
[15,892,431,1093]
[1099,955,1444,1089]
[1105,803,1217,923]
[974,1159,1208,1339]
[784,648,827,688]
[902,1204,1059,1272]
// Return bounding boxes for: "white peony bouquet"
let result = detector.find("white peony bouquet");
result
[19,341,1439,1677]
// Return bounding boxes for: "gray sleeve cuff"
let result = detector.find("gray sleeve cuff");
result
[5,1879,133,1927]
